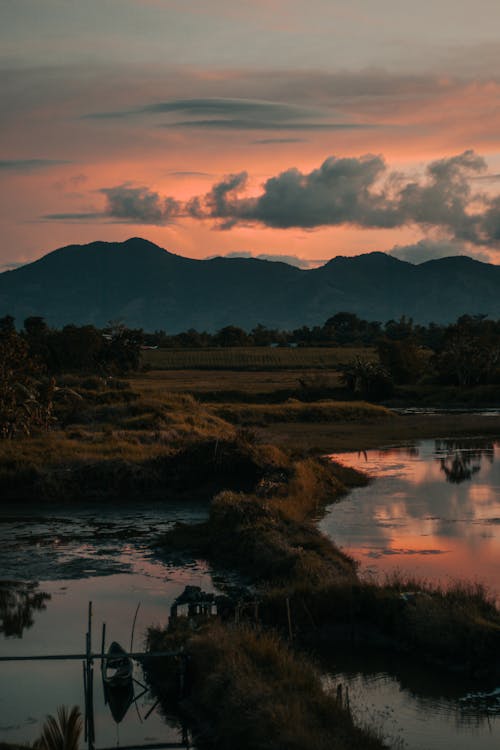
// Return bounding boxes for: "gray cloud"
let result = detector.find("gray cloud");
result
[218,251,314,268]
[86,96,376,132]
[252,138,307,144]
[388,239,490,264]
[40,212,103,222]
[41,150,500,247]
[0,261,25,270]
[163,119,374,131]
[86,97,320,121]
[168,170,213,177]
[100,185,181,224]
[189,154,394,229]
[0,159,70,172]
[142,98,315,120]
[186,150,499,243]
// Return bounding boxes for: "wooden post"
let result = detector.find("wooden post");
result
[88,659,95,748]
[85,602,94,750]
[83,661,88,743]
[88,602,92,656]
[101,623,106,664]
[285,597,293,641]
[336,683,343,707]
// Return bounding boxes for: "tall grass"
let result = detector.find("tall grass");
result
[148,623,384,750]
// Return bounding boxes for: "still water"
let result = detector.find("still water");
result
[320,438,500,593]
[0,502,223,746]
[1,439,499,750]
[320,437,500,750]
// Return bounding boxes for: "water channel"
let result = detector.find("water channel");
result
[320,436,500,750]
[0,437,499,749]
[0,501,223,747]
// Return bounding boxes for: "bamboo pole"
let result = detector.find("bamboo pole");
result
[0,650,182,662]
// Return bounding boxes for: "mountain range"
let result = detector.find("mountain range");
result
[1,237,499,331]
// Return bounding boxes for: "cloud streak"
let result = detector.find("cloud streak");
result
[0,159,70,172]
[85,96,376,132]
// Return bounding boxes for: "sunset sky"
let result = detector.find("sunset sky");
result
[3,0,500,269]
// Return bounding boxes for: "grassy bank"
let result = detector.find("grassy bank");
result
[159,441,500,678]
[259,577,500,678]
[259,412,500,453]
[146,623,384,750]
[211,400,392,426]
[159,455,364,587]
[0,370,396,501]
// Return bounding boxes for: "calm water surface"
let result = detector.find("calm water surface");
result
[320,436,500,749]
[320,437,500,593]
[0,501,224,746]
[1,440,499,750]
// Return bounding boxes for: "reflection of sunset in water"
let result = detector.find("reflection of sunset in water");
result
[320,439,500,595]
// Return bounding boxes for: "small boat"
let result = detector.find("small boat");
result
[102,641,134,723]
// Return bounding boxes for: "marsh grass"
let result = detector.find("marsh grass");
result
[211,400,392,425]
[147,623,384,750]
[258,575,500,676]
[162,456,362,587]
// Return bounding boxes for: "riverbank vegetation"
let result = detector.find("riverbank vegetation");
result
[2,312,500,747]
[146,623,384,750]
[158,449,500,679]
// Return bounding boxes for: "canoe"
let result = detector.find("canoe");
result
[102,641,134,723]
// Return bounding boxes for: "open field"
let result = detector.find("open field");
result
[141,346,374,370]
[131,368,339,395]
[258,413,500,453]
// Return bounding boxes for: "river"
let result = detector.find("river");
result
[1,437,499,749]
[320,436,500,750]
[0,501,224,747]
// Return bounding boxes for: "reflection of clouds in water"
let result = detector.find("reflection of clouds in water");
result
[469,485,498,504]
[364,548,448,558]
[321,438,500,591]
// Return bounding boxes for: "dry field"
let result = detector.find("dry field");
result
[141,346,374,371]
[132,368,342,395]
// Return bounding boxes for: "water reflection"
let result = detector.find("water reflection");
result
[320,437,500,594]
[0,581,50,637]
[319,630,500,749]
[0,501,221,746]
[436,439,495,484]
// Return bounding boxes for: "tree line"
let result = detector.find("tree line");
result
[1,311,499,437]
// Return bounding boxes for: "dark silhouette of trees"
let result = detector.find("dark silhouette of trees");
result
[340,357,394,400]
[214,326,250,347]
[433,315,500,386]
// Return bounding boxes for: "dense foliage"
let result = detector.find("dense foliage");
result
[0,316,141,438]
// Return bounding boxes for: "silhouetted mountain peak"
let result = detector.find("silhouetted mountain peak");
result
[0,238,499,330]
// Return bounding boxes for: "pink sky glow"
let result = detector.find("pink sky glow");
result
[3,1,500,268]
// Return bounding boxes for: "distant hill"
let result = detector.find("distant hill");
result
[0,237,499,330]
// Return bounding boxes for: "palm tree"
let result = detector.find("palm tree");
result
[34,706,82,750]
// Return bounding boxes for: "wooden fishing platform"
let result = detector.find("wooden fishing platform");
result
[3,601,189,750]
